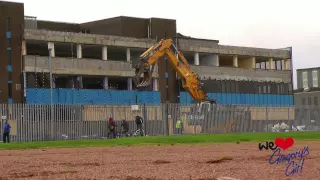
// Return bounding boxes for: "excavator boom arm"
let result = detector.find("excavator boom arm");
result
[134,39,215,103]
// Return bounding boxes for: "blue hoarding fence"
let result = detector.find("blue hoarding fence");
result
[180,92,293,106]
[26,88,293,106]
[26,88,160,105]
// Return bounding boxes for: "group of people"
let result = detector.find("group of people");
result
[107,115,144,139]
[2,115,183,142]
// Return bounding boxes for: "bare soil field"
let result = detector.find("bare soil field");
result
[0,141,319,180]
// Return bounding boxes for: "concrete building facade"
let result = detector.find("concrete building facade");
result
[0,1,24,103]
[1,1,294,105]
[294,67,320,106]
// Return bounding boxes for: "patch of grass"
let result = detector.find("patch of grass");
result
[1,132,320,150]
[239,138,251,142]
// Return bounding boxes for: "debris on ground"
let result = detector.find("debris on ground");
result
[206,156,233,164]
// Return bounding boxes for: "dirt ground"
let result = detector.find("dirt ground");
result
[0,141,319,180]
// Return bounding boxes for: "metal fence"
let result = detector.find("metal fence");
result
[0,104,319,142]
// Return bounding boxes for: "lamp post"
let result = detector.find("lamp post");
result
[48,48,54,140]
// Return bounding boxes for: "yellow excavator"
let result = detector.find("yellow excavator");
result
[133,38,216,105]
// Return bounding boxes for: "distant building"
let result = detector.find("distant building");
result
[0,1,293,105]
[294,67,320,106]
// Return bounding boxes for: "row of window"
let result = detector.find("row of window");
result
[6,17,11,31]
[256,60,287,70]
[302,70,318,88]
[301,97,318,106]
[6,17,12,100]
[179,80,292,95]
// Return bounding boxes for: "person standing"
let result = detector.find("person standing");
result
[175,118,182,135]
[120,120,129,137]
[108,117,116,139]
[3,120,11,143]
[135,115,144,136]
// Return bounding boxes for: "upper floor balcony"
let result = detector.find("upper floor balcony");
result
[22,29,292,83]
[24,55,291,83]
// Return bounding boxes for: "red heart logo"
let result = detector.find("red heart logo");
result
[275,137,294,150]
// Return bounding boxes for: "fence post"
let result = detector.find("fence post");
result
[245,106,251,132]
[143,103,147,136]
[164,102,169,136]
[288,105,291,130]
[288,105,290,121]
[80,104,83,140]
[265,106,268,132]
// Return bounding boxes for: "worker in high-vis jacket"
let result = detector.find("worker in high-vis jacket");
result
[175,118,182,135]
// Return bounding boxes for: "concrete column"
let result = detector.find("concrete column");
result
[22,40,27,56]
[284,59,290,70]
[127,77,133,90]
[153,79,159,91]
[103,77,108,90]
[215,54,219,66]
[76,44,82,59]
[48,42,55,57]
[268,58,274,69]
[233,55,238,67]
[52,76,56,88]
[252,57,256,68]
[288,59,292,70]
[77,76,83,89]
[126,48,131,62]
[102,46,108,60]
[194,52,200,65]
[69,77,75,88]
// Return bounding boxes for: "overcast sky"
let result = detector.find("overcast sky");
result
[8,0,320,88]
